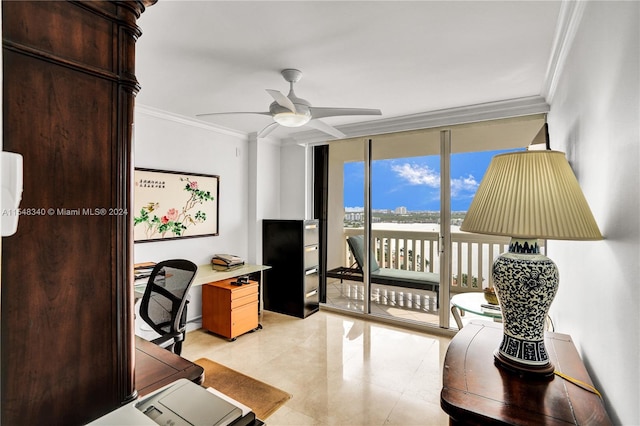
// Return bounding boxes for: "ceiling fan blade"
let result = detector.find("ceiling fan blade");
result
[266,89,296,113]
[196,111,271,118]
[306,119,346,139]
[258,122,279,138]
[309,107,382,119]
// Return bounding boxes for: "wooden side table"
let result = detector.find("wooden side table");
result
[441,321,611,425]
[202,278,261,341]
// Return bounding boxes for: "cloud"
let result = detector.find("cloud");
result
[391,163,440,187]
[392,162,478,196]
[451,174,479,196]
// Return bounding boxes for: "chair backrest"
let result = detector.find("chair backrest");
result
[347,235,380,273]
[139,259,198,338]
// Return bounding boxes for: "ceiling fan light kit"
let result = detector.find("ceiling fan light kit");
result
[273,112,311,127]
[196,68,381,138]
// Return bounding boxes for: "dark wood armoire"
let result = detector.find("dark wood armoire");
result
[1,1,154,424]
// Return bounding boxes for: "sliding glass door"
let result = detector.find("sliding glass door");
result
[324,136,366,314]
[368,137,443,326]
[324,130,446,327]
[321,115,547,330]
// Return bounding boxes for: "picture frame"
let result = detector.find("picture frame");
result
[133,168,219,242]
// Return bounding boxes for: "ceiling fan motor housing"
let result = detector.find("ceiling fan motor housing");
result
[269,101,310,116]
[281,68,303,83]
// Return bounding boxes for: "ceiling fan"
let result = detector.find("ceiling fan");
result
[196,69,382,139]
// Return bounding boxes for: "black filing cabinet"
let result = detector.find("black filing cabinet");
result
[262,219,320,318]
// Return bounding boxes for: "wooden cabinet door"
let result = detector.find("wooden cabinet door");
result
[1,1,152,424]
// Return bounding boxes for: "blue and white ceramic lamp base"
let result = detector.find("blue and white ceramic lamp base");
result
[492,238,558,377]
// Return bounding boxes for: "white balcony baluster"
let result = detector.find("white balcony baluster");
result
[341,228,543,299]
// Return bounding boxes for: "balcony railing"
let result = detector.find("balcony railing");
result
[341,227,544,293]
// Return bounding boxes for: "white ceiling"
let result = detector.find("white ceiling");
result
[135,1,562,141]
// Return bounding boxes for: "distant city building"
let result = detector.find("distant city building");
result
[395,206,407,214]
[345,211,364,221]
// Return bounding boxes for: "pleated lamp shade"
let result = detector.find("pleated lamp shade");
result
[461,150,603,240]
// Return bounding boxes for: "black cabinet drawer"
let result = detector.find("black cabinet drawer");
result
[304,267,318,293]
[304,220,319,246]
[304,244,319,269]
[304,287,319,314]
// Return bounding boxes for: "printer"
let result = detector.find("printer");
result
[90,379,256,426]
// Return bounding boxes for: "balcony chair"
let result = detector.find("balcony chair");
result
[344,235,440,308]
[139,259,198,355]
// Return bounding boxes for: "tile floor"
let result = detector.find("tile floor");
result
[179,309,452,425]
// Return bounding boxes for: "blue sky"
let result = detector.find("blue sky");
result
[344,149,520,211]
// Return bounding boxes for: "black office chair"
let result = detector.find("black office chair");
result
[139,259,198,355]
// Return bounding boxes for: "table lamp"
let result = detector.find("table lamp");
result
[461,144,602,377]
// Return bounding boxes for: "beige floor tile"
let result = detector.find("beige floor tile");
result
[383,393,449,426]
[266,405,319,425]
[179,309,452,425]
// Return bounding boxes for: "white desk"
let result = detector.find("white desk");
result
[134,263,271,300]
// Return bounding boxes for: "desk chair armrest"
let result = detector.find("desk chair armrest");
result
[151,331,185,347]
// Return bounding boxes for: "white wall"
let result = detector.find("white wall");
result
[251,134,282,264]
[547,2,639,424]
[279,143,307,219]
[133,107,250,325]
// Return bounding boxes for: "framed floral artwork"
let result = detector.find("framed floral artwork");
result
[133,168,219,242]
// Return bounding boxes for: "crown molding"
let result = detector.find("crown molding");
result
[137,96,550,148]
[283,95,550,146]
[135,104,249,140]
[541,0,587,103]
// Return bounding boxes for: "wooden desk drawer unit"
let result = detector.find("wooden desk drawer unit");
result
[202,278,260,341]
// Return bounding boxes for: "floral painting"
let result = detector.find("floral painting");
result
[133,168,219,242]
